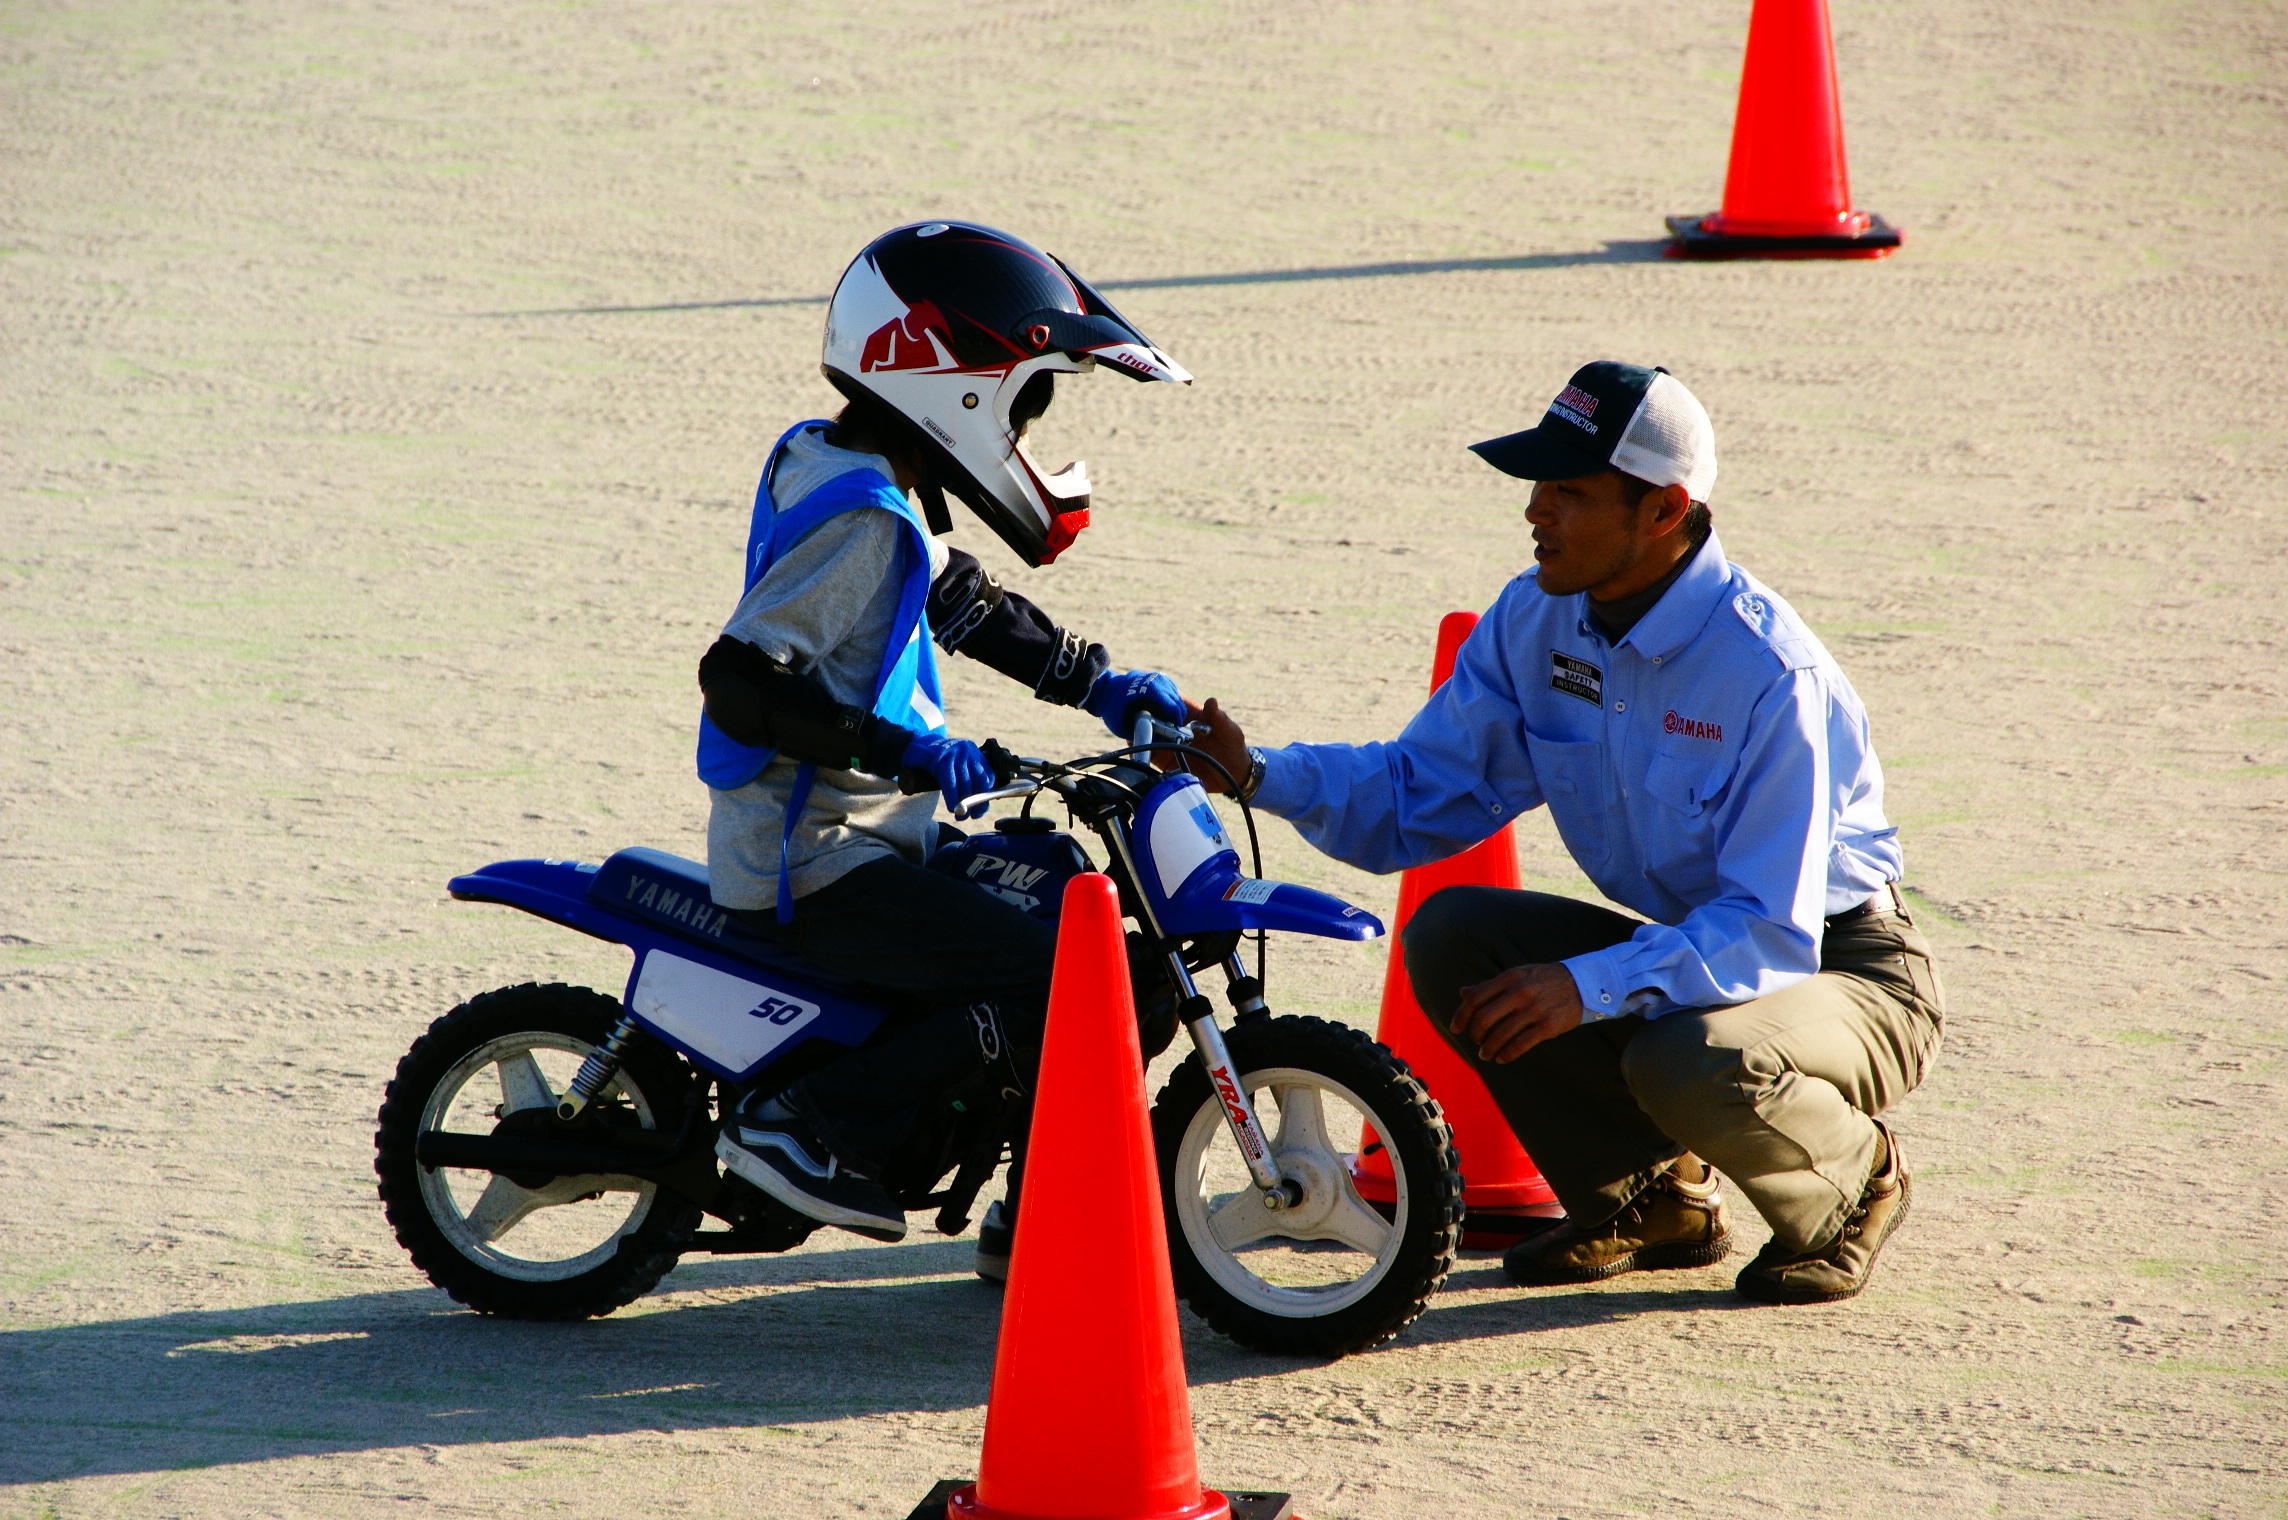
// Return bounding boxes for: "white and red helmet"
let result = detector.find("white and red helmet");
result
[821,221,1190,566]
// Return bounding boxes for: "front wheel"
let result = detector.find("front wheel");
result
[1151,1015,1461,1356]
[374,983,702,1320]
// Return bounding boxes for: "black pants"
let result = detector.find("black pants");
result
[732,854,1058,1177]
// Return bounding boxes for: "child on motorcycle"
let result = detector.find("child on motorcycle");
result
[695,222,1192,1256]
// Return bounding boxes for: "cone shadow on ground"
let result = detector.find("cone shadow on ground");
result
[474,242,1671,318]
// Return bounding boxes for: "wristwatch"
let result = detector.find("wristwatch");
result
[1236,746,1266,804]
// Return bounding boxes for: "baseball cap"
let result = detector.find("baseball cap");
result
[1469,361,1718,503]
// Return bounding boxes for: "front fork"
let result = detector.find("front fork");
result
[1087,800,1296,1209]
[1168,949,1300,1210]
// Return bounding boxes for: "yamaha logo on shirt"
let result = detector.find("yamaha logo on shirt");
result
[1550,652,1603,705]
[1664,710,1724,742]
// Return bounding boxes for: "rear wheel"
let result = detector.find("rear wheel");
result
[374,983,701,1319]
[1151,1015,1461,1356]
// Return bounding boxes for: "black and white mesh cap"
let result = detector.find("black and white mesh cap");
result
[1470,361,1718,503]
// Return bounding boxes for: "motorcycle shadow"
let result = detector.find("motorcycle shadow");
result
[0,1242,1742,1486]
[0,1237,1227,1486]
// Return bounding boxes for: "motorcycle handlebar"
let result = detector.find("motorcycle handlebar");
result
[925,726,1205,814]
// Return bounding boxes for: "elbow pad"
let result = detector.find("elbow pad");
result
[928,551,1006,652]
[697,636,914,776]
[928,547,1109,707]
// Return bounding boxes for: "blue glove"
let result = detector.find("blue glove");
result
[901,733,998,819]
[1083,669,1183,739]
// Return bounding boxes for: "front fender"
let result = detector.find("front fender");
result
[1158,863,1384,941]
[1129,772,1383,941]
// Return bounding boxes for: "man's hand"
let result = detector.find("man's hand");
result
[1172,696,1251,793]
[1452,963,1586,1063]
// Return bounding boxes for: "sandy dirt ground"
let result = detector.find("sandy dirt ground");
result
[4,1,2285,1515]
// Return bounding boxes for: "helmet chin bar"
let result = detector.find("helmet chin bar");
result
[1041,503,1090,563]
[1027,451,1091,507]
[1020,451,1092,564]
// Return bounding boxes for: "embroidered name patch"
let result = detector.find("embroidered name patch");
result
[1550,652,1603,705]
[1663,710,1723,742]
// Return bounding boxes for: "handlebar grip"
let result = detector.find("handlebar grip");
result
[897,766,938,796]
[980,738,1019,787]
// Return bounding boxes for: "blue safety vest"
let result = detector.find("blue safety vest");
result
[695,420,945,917]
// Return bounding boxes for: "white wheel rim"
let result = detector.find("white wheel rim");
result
[415,1031,666,1283]
[1171,1064,1407,1318]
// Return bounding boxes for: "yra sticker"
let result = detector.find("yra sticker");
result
[1550,652,1603,706]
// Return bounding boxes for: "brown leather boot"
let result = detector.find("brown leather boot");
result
[1735,1121,1910,1305]
[1503,1154,1731,1286]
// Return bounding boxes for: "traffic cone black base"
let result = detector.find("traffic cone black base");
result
[1459,1205,1570,1250]
[904,1481,1297,1520]
[1664,211,1900,259]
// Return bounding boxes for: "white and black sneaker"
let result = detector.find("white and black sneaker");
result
[974,1197,1014,1283]
[717,1098,906,1244]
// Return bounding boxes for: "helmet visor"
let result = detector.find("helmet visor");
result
[1013,306,1192,385]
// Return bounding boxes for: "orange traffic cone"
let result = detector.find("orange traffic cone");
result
[1665,0,1900,258]
[915,874,1293,1520]
[1352,612,1563,1247]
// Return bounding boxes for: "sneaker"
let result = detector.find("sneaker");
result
[974,1197,1013,1283]
[716,1105,907,1244]
[1503,1154,1731,1286]
[1736,1122,1909,1305]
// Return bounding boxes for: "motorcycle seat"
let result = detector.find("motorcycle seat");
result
[587,847,870,993]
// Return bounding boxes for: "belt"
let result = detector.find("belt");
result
[1826,881,1903,927]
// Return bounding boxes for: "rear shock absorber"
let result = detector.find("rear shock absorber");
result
[557,1013,641,1121]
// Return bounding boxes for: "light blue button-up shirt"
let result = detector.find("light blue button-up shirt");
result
[1254,532,1901,1020]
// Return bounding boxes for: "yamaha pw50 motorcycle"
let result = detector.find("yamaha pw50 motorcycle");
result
[374,722,1462,1356]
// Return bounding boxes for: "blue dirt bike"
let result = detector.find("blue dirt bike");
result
[373,722,1462,1356]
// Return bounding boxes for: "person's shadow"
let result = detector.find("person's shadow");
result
[0,1239,1747,1486]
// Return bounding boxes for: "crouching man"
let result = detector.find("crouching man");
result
[1185,362,1944,1304]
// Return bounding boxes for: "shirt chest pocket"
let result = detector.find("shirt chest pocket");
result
[1641,751,1730,820]
[1523,731,1609,869]
[1637,751,1729,887]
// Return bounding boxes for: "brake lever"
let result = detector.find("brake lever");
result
[1128,714,1203,749]
[980,737,1025,787]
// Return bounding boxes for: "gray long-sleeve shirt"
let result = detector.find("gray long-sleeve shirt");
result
[705,427,949,910]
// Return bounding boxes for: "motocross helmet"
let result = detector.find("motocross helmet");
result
[821,221,1191,566]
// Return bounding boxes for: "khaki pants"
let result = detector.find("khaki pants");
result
[1399,887,1946,1254]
